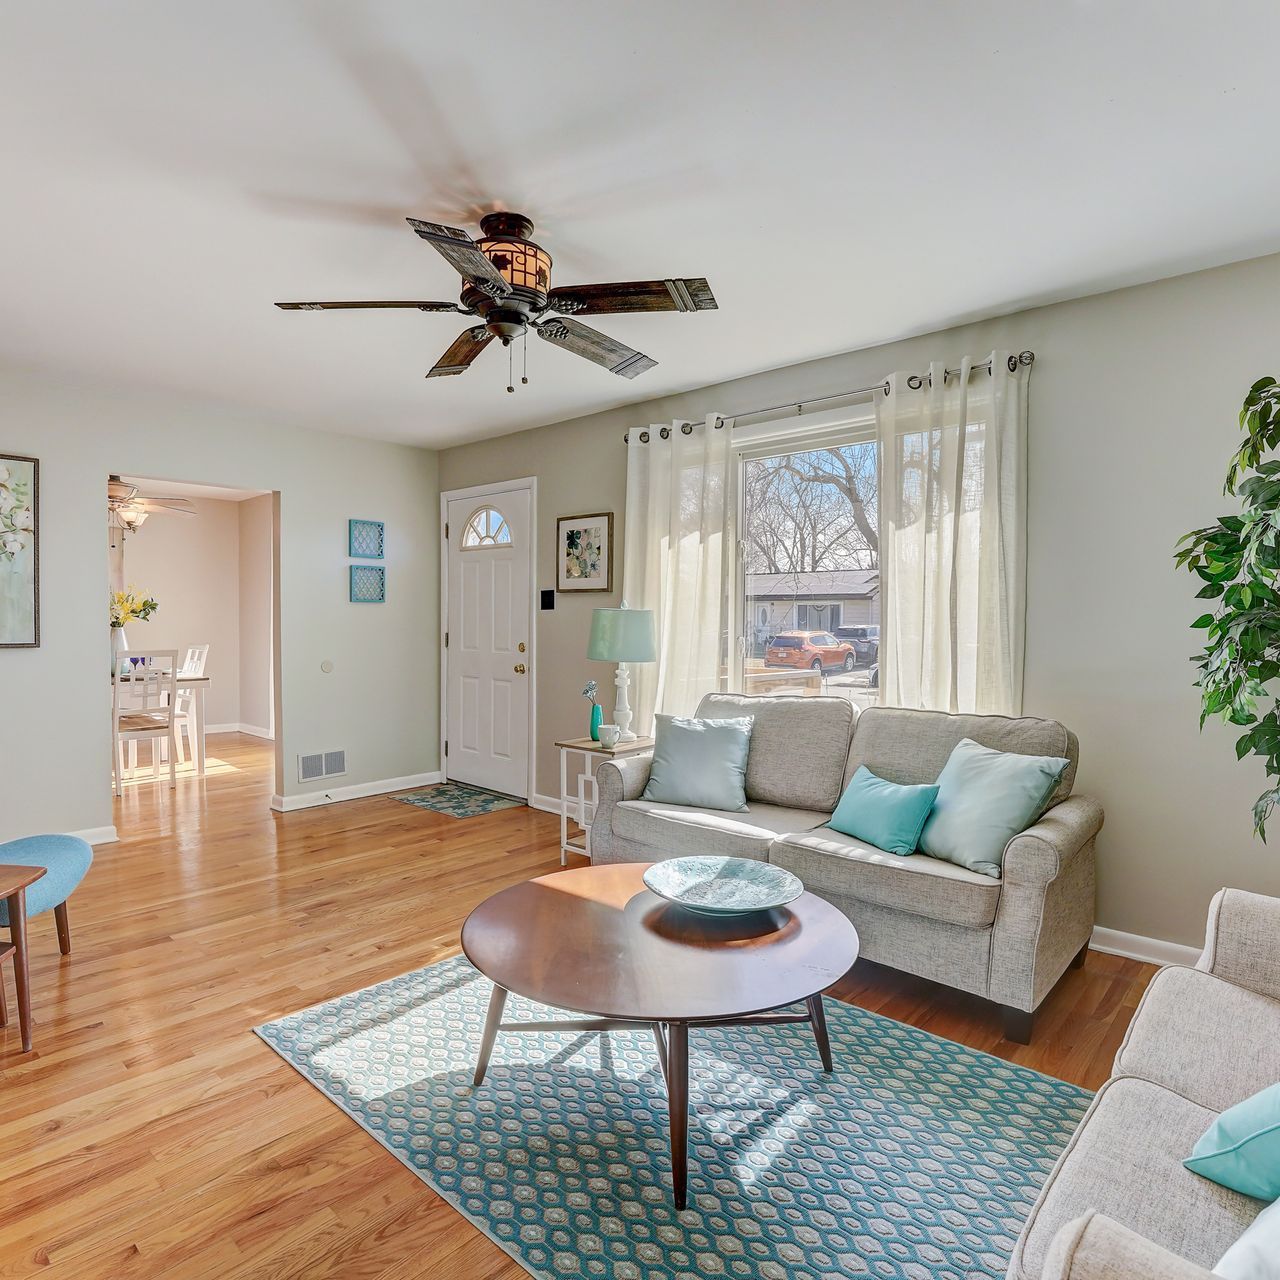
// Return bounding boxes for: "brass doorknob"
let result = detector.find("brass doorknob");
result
[514,663,527,674]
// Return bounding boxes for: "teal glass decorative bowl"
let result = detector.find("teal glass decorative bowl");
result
[642,856,804,915]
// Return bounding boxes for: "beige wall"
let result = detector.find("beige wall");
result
[440,250,1280,946]
[122,496,244,727]
[2,367,439,838]
[238,494,274,736]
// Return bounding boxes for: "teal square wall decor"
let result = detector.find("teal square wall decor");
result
[349,564,385,603]
[348,519,385,559]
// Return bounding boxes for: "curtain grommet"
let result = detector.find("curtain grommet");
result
[680,423,693,435]
[639,431,649,444]
[907,374,924,390]
[660,426,671,439]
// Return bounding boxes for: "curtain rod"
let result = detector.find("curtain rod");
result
[623,350,1035,441]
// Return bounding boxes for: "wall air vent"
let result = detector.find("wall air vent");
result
[298,751,347,783]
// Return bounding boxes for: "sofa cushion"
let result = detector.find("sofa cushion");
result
[696,693,855,812]
[612,799,829,861]
[1009,1077,1263,1280]
[845,706,1078,808]
[768,827,1002,928]
[1114,966,1280,1114]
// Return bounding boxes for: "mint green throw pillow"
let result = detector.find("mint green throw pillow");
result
[641,715,754,812]
[1185,1082,1280,1201]
[918,738,1070,878]
[828,766,939,855]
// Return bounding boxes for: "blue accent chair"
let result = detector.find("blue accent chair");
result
[0,834,93,955]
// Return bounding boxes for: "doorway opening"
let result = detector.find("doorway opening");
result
[107,474,281,819]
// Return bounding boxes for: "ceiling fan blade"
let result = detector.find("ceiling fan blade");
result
[135,498,196,511]
[134,503,197,517]
[427,325,495,377]
[406,219,512,300]
[536,318,657,379]
[275,300,465,312]
[547,278,716,316]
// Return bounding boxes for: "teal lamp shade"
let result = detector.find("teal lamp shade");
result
[587,608,657,663]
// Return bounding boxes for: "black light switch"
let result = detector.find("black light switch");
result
[540,589,555,610]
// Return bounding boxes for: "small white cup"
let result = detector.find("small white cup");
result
[598,724,622,749]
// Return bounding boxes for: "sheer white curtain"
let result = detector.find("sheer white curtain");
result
[876,352,1030,714]
[622,414,733,734]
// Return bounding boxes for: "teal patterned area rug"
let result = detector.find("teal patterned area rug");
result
[255,956,1090,1280]
[391,781,523,818]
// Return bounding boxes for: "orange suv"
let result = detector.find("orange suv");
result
[764,630,857,673]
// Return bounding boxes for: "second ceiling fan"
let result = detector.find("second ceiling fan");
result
[277,212,716,387]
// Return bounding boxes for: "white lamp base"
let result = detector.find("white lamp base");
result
[613,662,636,741]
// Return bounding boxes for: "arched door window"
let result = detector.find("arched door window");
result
[461,505,512,549]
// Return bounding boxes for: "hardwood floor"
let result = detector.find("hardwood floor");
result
[0,734,1156,1278]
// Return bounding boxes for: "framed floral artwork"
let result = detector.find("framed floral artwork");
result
[0,454,38,648]
[557,512,613,592]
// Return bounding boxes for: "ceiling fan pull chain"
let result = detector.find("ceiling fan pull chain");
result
[522,331,529,386]
[507,342,514,394]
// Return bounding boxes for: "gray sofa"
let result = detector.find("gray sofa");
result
[593,693,1103,1042]
[1010,888,1280,1278]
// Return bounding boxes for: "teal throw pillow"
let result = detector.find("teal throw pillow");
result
[828,766,939,856]
[918,738,1070,877]
[1185,1081,1280,1202]
[641,715,754,812]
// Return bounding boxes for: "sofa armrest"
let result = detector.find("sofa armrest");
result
[1196,887,1280,1000]
[1002,795,1104,888]
[596,753,653,806]
[1041,1213,1213,1280]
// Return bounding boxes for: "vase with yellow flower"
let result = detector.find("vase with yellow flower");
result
[110,586,159,664]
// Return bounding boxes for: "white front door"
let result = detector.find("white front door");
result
[445,486,532,797]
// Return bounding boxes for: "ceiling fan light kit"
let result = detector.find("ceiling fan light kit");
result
[276,211,716,391]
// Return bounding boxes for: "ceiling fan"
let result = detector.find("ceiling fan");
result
[276,212,717,388]
[107,475,196,532]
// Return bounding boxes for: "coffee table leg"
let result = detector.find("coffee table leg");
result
[651,1021,669,1084]
[667,1021,689,1210]
[472,983,508,1086]
[806,993,833,1073]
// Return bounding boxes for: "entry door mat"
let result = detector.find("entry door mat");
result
[255,955,1092,1280]
[391,782,524,818]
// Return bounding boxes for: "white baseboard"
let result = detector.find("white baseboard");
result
[271,771,444,813]
[530,792,567,817]
[1090,926,1200,967]
[205,722,274,739]
[67,825,119,846]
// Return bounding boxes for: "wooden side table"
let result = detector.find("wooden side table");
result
[554,736,655,864]
[0,864,46,1054]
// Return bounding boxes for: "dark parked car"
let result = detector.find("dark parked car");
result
[834,624,879,664]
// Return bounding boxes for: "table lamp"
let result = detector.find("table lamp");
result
[587,603,657,742]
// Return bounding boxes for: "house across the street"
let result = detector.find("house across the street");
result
[745,569,880,651]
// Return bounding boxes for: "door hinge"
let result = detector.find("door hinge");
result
[444,740,449,758]
[444,630,449,648]
[444,521,449,539]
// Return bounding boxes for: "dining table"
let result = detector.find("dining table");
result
[112,670,211,776]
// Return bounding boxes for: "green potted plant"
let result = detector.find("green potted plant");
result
[1176,376,1280,836]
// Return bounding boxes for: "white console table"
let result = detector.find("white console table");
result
[554,735,655,865]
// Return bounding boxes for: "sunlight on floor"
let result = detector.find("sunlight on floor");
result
[116,755,241,787]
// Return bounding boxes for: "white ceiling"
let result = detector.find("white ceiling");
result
[4,2,1279,448]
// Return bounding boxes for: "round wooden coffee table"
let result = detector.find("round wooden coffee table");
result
[461,862,859,1208]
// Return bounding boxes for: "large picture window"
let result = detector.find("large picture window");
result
[735,425,880,711]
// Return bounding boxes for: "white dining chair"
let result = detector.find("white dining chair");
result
[112,651,179,795]
[173,644,210,766]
